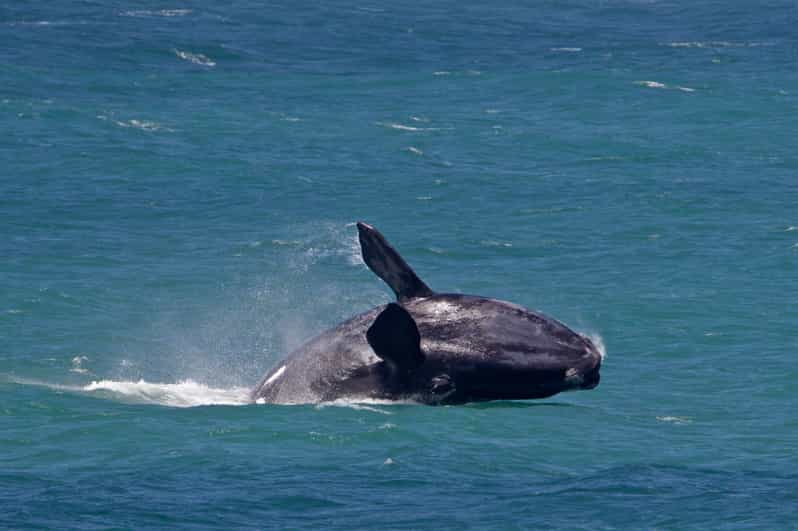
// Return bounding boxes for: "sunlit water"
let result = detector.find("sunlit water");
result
[2,1,797,528]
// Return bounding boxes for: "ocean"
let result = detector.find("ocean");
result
[2,0,797,528]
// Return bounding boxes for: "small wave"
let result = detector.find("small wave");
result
[377,122,423,132]
[663,41,773,49]
[174,49,216,67]
[637,80,666,89]
[479,239,513,248]
[98,115,172,132]
[5,20,91,27]
[316,397,418,414]
[376,122,450,133]
[550,47,582,52]
[405,146,424,155]
[121,9,192,17]
[635,80,695,93]
[657,415,692,425]
[270,238,302,247]
[124,119,168,131]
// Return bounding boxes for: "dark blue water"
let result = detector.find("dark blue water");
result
[2,1,797,528]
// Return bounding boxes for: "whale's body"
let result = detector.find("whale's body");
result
[252,223,602,405]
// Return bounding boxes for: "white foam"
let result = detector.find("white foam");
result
[98,115,172,132]
[637,80,667,89]
[378,122,422,131]
[376,122,451,133]
[656,415,692,425]
[479,239,513,248]
[550,47,582,52]
[635,80,695,93]
[315,397,418,414]
[6,377,247,407]
[174,49,216,67]
[122,9,192,17]
[663,41,773,49]
[82,379,251,407]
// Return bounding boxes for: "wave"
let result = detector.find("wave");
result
[83,379,250,407]
[174,49,216,67]
[315,397,418,414]
[375,121,452,132]
[97,114,173,132]
[7,375,421,410]
[635,80,695,93]
[121,9,192,18]
[662,41,774,49]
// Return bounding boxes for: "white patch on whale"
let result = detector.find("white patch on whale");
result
[264,365,286,387]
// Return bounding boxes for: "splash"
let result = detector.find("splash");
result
[70,356,89,374]
[83,379,251,407]
[584,333,607,360]
[8,377,251,408]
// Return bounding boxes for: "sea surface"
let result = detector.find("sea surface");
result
[2,0,797,528]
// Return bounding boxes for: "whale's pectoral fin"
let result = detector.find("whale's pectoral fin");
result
[357,222,433,301]
[367,303,425,376]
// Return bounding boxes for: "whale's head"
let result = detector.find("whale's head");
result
[440,328,603,403]
[369,297,603,404]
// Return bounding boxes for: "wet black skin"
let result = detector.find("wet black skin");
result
[251,223,602,405]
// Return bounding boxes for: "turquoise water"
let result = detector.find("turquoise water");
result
[2,1,797,528]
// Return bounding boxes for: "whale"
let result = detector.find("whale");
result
[251,222,602,405]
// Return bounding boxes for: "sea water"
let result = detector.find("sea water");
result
[2,1,797,528]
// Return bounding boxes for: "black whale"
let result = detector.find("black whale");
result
[252,223,602,405]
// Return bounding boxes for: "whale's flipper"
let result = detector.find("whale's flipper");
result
[367,303,425,376]
[357,222,434,301]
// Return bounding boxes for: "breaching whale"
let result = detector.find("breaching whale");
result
[251,222,602,405]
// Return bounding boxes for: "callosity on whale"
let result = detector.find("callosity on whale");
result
[251,222,602,405]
